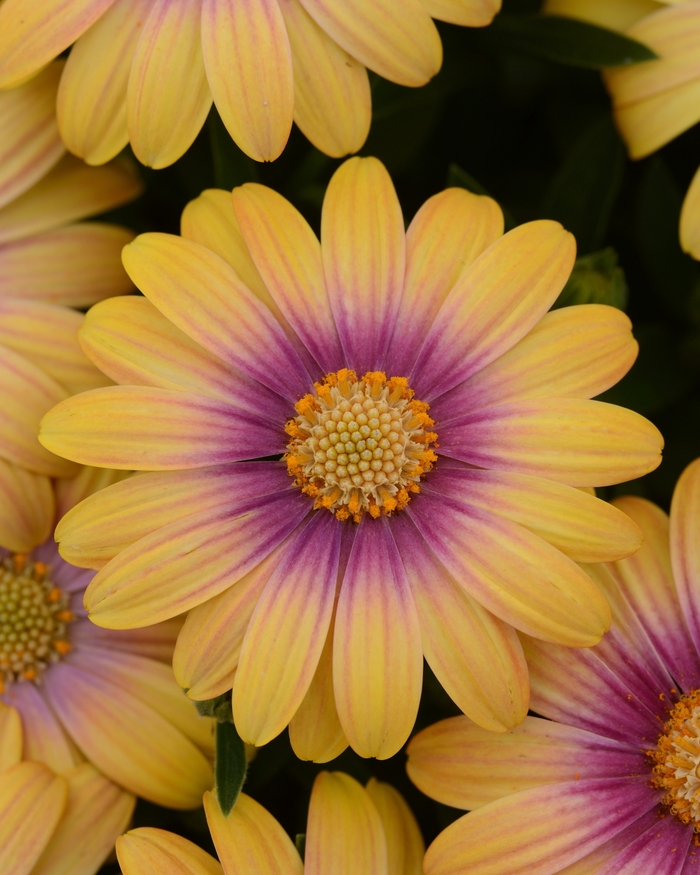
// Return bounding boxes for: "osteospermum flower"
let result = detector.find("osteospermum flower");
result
[0,469,215,809]
[117,771,423,875]
[408,456,700,875]
[0,0,499,167]
[41,157,662,760]
[0,59,141,551]
[0,701,134,875]
[549,0,700,260]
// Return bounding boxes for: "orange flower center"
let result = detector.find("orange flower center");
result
[285,369,438,522]
[650,690,700,829]
[0,554,73,693]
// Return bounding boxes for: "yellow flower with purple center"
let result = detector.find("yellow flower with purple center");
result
[117,771,423,875]
[0,470,215,810]
[408,456,700,875]
[0,0,500,168]
[546,0,700,261]
[0,701,134,875]
[41,156,662,760]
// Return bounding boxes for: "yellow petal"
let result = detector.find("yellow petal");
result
[0,300,109,395]
[0,459,53,552]
[681,163,700,259]
[39,385,281,470]
[82,493,307,628]
[53,464,129,521]
[0,761,67,875]
[204,791,303,875]
[289,612,349,763]
[118,828,223,875]
[298,0,442,87]
[365,779,424,875]
[333,520,423,759]
[0,223,135,308]
[419,0,501,26]
[321,156,405,370]
[174,549,281,700]
[413,220,576,399]
[670,457,700,653]
[58,0,151,166]
[127,0,212,168]
[232,182,343,370]
[388,187,503,374]
[31,764,135,875]
[0,702,22,772]
[180,189,271,305]
[439,398,664,487]
[45,659,213,809]
[0,62,63,210]
[392,513,529,732]
[0,344,76,478]
[233,513,339,746]
[121,232,310,399]
[410,493,612,646]
[436,304,638,414]
[201,0,294,162]
[0,154,143,245]
[305,772,387,875]
[279,0,371,157]
[0,0,113,89]
[428,467,643,563]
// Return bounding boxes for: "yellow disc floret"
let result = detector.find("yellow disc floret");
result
[650,690,700,830]
[0,554,73,693]
[286,370,438,522]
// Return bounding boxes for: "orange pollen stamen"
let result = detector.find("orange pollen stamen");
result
[285,370,438,522]
[649,689,700,830]
[0,554,74,689]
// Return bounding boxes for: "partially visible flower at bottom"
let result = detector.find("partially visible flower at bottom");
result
[0,701,134,875]
[407,456,700,874]
[0,468,215,810]
[117,770,423,875]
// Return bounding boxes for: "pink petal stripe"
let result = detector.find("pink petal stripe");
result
[594,812,691,875]
[424,778,662,875]
[523,635,666,745]
[233,512,340,745]
[321,157,406,371]
[333,517,423,759]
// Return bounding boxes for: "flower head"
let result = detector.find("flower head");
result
[0,471,215,810]
[41,156,662,759]
[0,0,500,166]
[408,456,700,875]
[0,700,135,875]
[116,770,423,875]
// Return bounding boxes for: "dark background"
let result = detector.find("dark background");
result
[96,0,700,865]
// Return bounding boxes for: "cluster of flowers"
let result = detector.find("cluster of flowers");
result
[0,0,699,873]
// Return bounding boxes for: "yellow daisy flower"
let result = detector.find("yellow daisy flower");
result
[407,457,700,875]
[0,58,142,551]
[0,0,500,167]
[0,470,215,810]
[546,0,700,261]
[117,771,423,875]
[41,156,662,760]
[0,701,134,875]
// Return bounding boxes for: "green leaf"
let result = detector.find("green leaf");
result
[553,248,627,310]
[207,108,259,191]
[194,692,233,723]
[541,114,624,254]
[485,14,657,69]
[446,163,516,231]
[215,721,247,818]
